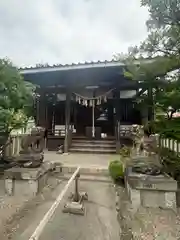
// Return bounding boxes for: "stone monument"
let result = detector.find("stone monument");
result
[14,126,45,168]
[4,127,56,197]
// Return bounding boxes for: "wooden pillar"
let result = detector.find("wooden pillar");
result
[64,90,71,153]
[35,94,40,126]
[38,91,48,128]
[114,89,121,153]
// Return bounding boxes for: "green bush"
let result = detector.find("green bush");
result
[108,160,124,181]
[158,147,180,180]
[119,145,131,158]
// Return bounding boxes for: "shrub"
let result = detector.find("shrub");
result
[119,145,131,158]
[158,147,180,180]
[108,160,124,181]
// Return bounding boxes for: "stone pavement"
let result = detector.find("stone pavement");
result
[0,179,120,240]
[44,152,118,168]
[0,153,120,240]
[39,181,120,240]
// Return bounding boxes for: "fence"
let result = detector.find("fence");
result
[159,136,180,154]
[5,132,180,157]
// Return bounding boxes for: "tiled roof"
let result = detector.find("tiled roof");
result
[19,59,122,71]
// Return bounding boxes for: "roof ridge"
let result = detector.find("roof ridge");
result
[19,59,120,70]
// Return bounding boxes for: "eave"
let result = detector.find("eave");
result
[19,60,125,74]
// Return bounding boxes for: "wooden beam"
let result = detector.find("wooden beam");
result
[64,90,71,153]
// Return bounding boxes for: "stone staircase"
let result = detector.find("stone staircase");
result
[69,138,116,154]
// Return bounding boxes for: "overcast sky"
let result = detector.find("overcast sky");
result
[0,0,149,67]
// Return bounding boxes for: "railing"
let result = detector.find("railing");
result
[29,167,80,240]
[159,136,180,154]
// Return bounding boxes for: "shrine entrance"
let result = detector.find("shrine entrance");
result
[72,88,115,139]
[75,100,114,139]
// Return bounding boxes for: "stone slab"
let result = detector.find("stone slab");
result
[125,165,177,211]
[15,153,43,162]
[127,166,177,192]
[61,165,109,176]
[4,162,55,197]
[4,162,55,180]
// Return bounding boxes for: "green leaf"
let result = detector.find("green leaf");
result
[0,58,35,135]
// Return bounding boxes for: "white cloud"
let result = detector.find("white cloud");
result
[0,0,149,67]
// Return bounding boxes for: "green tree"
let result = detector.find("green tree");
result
[116,0,180,118]
[115,0,180,178]
[0,58,35,146]
[140,0,180,57]
[140,0,180,122]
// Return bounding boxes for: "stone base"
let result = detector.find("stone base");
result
[4,162,55,197]
[16,152,44,162]
[14,153,44,168]
[68,191,88,201]
[63,202,85,215]
[125,166,177,212]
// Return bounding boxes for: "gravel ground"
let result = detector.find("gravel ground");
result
[0,173,67,240]
[116,185,180,240]
[0,177,31,234]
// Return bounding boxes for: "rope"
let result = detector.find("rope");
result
[72,88,115,100]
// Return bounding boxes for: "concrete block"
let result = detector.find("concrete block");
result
[129,187,141,211]
[4,161,52,197]
[5,179,14,195]
[141,190,165,208]
[165,192,176,210]
[125,165,177,210]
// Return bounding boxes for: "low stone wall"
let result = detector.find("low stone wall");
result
[115,184,180,239]
[125,166,177,212]
[4,162,55,197]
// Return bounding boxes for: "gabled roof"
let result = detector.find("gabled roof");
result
[19,59,125,74]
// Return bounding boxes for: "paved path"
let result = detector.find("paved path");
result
[39,181,120,240]
[2,177,120,240]
[0,153,120,239]
[44,152,118,168]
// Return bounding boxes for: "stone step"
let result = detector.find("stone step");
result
[69,148,116,154]
[72,140,116,144]
[54,164,111,182]
[54,164,109,176]
[59,173,111,183]
[71,143,116,149]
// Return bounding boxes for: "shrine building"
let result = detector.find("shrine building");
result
[20,60,148,154]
